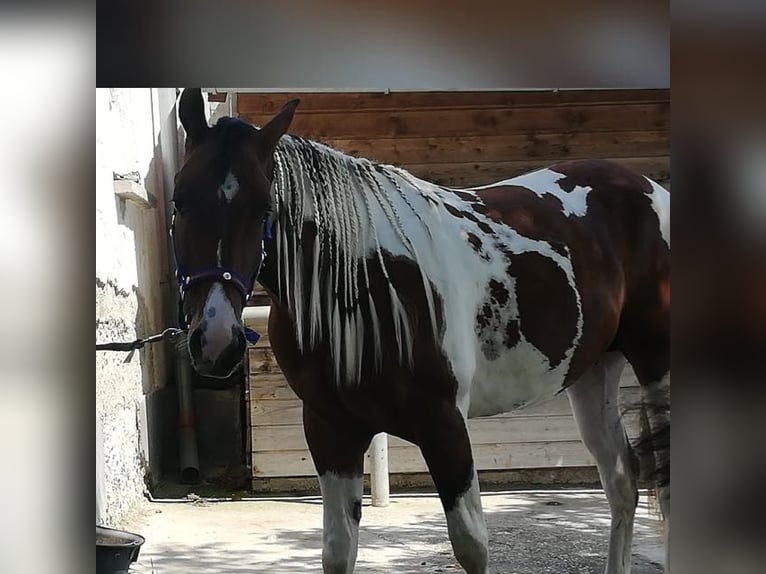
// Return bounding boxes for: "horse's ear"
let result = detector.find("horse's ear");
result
[179,88,209,149]
[254,99,300,157]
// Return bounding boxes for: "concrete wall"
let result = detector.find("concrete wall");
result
[96,88,178,525]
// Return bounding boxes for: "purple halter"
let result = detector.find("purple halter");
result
[170,214,273,344]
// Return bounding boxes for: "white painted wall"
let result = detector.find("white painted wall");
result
[96,88,179,525]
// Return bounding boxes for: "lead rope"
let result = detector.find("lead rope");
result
[95,327,185,363]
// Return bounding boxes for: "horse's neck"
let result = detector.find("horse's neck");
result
[265,144,434,383]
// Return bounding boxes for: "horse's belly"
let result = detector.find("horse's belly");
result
[467,341,568,418]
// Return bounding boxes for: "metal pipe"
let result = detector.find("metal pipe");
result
[369,433,390,507]
[175,335,200,484]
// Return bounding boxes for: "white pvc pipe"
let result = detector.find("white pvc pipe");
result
[369,433,390,507]
[242,306,270,329]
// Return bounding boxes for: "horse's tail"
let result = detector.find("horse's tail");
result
[632,373,670,517]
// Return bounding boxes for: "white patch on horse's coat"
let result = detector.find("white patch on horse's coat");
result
[468,167,592,217]
[270,137,584,407]
[469,338,569,417]
[218,171,239,202]
[445,469,489,574]
[318,472,363,573]
[644,177,670,247]
[199,282,239,361]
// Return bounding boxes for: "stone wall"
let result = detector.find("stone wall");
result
[96,279,147,524]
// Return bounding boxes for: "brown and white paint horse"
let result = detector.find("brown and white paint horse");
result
[172,89,670,574]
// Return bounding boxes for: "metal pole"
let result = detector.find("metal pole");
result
[175,336,200,484]
[369,433,389,507]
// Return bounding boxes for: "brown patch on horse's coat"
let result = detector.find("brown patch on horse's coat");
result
[448,189,479,202]
[508,252,579,368]
[659,277,670,311]
[477,186,569,249]
[555,159,653,196]
[486,209,504,223]
[548,242,569,257]
[471,202,490,215]
[475,277,516,360]
[415,408,476,512]
[466,232,482,252]
[488,279,509,305]
[444,203,465,218]
[476,303,493,330]
[504,320,521,348]
[477,220,494,234]
[446,202,494,235]
[460,210,479,224]
[465,232,491,261]
[541,160,668,383]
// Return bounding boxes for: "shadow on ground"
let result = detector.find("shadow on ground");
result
[129,492,665,573]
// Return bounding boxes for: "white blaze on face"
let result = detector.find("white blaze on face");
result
[218,171,239,203]
[199,282,239,362]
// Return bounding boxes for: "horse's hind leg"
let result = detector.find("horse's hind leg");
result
[303,405,373,574]
[619,331,670,571]
[416,401,489,574]
[567,351,637,574]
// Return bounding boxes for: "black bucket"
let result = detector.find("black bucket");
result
[96,525,145,574]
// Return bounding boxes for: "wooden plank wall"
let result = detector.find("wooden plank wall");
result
[239,90,666,483]
[237,89,670,188]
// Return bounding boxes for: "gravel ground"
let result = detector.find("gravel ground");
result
[121,489,666,573]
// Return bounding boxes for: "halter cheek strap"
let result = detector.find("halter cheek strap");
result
[170,214,273,344]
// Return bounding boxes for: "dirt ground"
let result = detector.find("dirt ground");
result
[122,489,666,573]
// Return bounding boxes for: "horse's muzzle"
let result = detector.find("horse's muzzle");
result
[188,327,246,378]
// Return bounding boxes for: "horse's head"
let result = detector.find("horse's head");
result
[172,88,299,377]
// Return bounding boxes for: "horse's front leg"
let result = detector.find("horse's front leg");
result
[304,405,373,574]
[416,400,490,574]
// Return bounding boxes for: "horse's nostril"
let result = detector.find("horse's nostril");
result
[211,330,246,377]
[188,329,203,359]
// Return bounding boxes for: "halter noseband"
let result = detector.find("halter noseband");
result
[170,213,273,344]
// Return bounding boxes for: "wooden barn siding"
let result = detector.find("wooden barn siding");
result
[239,90,665,480]
[247,329,642,479]
[237,89,670,188]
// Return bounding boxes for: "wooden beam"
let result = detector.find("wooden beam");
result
[323,130,670,165]
[240,102,670,139]
[238,89,669,114]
